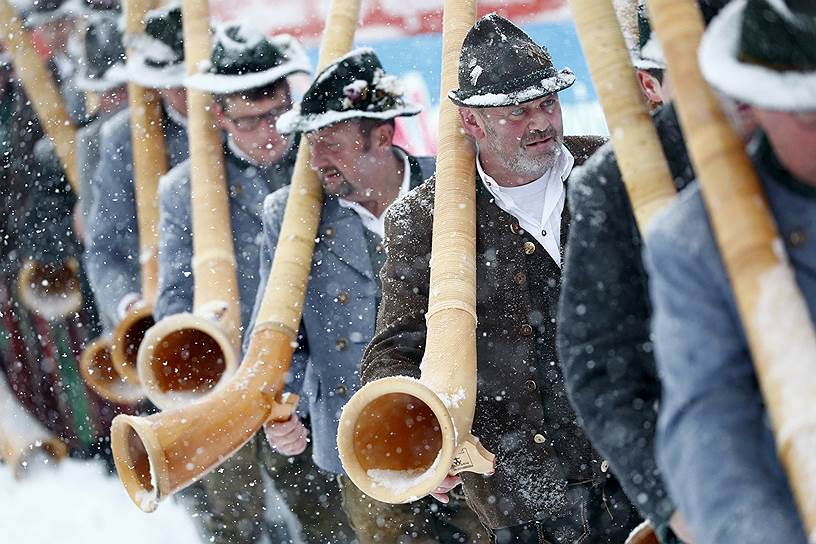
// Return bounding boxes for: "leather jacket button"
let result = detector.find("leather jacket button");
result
[533,433,546,444]
[334,384,348,397]
[601,460,610,473]
[789,228,807,248]
[336,291,349,304]
[520,323,534,337]
[510,222,522,235]
[522,241,536,255]
[335,338,348,351]
[525,379,537,391]
[513,272,527,285]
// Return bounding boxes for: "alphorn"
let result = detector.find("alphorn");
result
[336,0,495,504]
[0,0,83,320]
[565,3,675,539]
[80,0,166,405]
[111,0,363,512]
[0,376,68,478]
[648,0,816,537]
[568,0,676,230]
[134,0,240,410]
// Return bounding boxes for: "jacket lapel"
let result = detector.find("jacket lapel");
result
[318,198,374,280]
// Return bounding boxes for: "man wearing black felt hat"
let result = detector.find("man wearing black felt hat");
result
[155,20,316,543]
[256,48,490,542]
[360,14,643,543]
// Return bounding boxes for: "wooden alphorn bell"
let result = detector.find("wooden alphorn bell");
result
[0,0,83,320]
[336,0,495,504]
[0,376,68,478]
[133,0,240,410]
[110,0,363,512]
[568,0,676,230]
[80,0,165,405]
[648,0,816,537]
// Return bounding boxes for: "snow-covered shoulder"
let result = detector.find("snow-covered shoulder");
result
[98,106,133,144]
[158,158,192,201]
[645,182,713,259]
[262,184,291,224]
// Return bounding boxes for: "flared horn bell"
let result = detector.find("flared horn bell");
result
[0,378,68,478]
[337,0,493,503]
[111,303,155,386]
[338,315,494,503]
[16,258,83,320]
[79,336,144,406]
[112,326,298,512]
[136,309,239,410]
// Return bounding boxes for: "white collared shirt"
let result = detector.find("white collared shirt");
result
[477,144,574,267]
[338,148,411,239]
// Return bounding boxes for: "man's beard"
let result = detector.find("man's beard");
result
[320,167,354,197]
[484,125,563,179]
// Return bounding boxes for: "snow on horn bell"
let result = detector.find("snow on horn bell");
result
[336,0,494,504]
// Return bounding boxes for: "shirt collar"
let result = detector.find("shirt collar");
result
[338,147,411,221]
[476,142,574,196]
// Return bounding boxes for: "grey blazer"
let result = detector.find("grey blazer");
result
[246,153,435,474]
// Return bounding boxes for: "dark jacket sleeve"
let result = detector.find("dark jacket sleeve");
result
[556,144,676,530]
[359,180,436,385]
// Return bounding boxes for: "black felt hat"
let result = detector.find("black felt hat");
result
[185,22,311,94]
[121,2,185,88]
[75,0,120,18]
[447,14,574,108]
[25,0,78,27]
[631,1,665,70]
[277,47,421,134]
[75,13,126,91]
[700,0,816,110]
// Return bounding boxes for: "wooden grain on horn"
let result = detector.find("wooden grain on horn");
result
[336,0,495,504]
[135,0,240,410]
[568,0,676,230]
[109,0,167,389]
[0,0,78,190]
[111,0,363,511]
[648,0,816,536]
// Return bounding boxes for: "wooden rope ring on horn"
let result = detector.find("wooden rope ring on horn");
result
[136,312,239,410]
[80,336,144,405]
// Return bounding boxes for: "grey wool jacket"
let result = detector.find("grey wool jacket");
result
[84,106,189,331]
[360,136,613,530]
[245,151,435,475]
[154,141,297,330]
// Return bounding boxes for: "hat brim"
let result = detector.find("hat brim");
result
[121,53,185,89]
[185,60,311,94]
[277,102,422,135]
[24,0,80,26]
[699,0,816,111]
[448,69,575,108]
[75,62,128,92]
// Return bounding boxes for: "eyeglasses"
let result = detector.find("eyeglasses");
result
[226,105,290,132]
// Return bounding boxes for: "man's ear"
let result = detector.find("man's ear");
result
[459,107,486,141]
[372,122,395,152]
[212,100,228,130]
[636,70,664,106]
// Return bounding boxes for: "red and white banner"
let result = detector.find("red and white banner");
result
[211,0,567,44]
